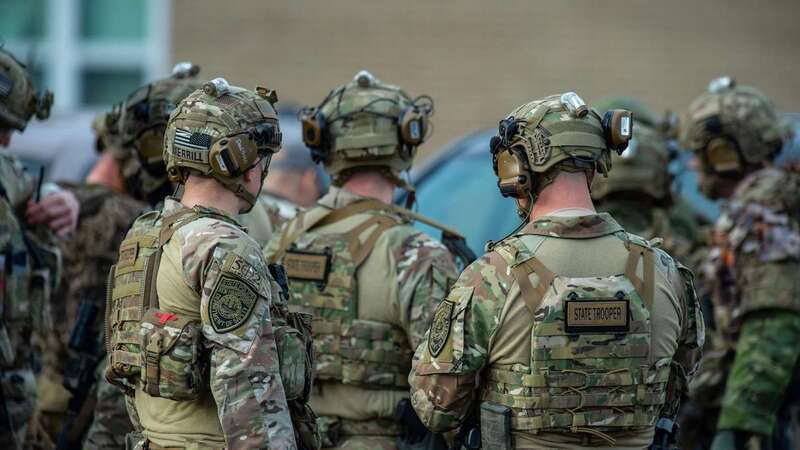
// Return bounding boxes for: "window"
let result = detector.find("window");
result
[0,0,170,111]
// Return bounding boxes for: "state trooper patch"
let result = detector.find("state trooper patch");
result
[208,275,258,332]
[428,300,454,357]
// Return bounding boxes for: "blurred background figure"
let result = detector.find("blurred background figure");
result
[678,78,799,450]
[0,46,65,450]
[240,113,327,246]
[591,96,702,264]
[38,64,203,450]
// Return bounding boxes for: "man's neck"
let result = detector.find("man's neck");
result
[180,177,242,216]
[341,171,394,203]
[529,171,596,220]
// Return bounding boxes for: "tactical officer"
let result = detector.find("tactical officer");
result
[591,97,701,264]
[0,47,77,450]
[106,79,314,449]
[47,65,206,450]
[678,78,799,450]
[265,70,465,449]
[409,93,704,450]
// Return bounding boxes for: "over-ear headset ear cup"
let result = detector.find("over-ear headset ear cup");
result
[301,112,325,148]
[209,140,235,177]
[705,137,743,173]
[495,147,532,198]
[399,107,427,146]
[602,109,634,154]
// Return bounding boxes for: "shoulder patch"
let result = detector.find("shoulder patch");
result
[428,300,454,357]
[224,253,265,291]
[208,275,258,332]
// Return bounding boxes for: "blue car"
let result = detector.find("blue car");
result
[402,112,800,256]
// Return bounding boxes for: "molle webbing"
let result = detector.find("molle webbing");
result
[271,198,466,263]
[277,200,415,388]
[107,207,235,396]
[488,236,665,434]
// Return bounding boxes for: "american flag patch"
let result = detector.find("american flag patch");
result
[175,128,212,150]
[0,74,13,97]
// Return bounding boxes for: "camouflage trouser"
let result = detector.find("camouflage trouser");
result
[83,356,132,450]
[0,368,37,450]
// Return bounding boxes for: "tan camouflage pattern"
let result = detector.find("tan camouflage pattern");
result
[32,183,144,448]
[311,71,424,178]
[680,83,789,166]
[591,121,672,203]
[120,198,297,449]
[163,83,281,209]
[83,356,133,450]
[498,94,611,175]
[687,166,800,437]
[0,153,61,450]
[264,186,459,446]
[594,198,701,264]
[0,48,51,131]
[410,213,703,449]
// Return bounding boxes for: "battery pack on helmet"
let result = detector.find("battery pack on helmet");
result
[560,92,588,118]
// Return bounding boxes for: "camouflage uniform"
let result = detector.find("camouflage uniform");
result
[105,80,309,449]
[410,94,703,450]
[0,48,57,450]
[42,66,205,450]
[266,71,461,450]
[590,99,702,263]
[115,198,297,449]
[678,79,799,450]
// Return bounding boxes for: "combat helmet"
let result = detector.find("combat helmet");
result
[490,92,633,216]
[591,98,672,204]
[119,63,204,204]
[0,48,52,131]
[680,77,788,175]
[164,77,282,212]
[299,70,433,191]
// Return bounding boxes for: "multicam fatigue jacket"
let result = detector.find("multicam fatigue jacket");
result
[264,186,459,427]
[409,212,703,450]
[595,198,702,267]
[132,198,297,450]
[0,153,61,449]
[697,166,800,436]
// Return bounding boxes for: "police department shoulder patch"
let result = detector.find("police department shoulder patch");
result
[208,274,258,333]
[428,300,454,357]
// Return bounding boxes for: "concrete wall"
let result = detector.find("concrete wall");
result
[172,0,800,157]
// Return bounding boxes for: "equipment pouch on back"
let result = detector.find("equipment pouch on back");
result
[480,402,512,450]
[138,308,206,400]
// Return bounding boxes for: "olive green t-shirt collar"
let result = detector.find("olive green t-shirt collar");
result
[519,212,623,239]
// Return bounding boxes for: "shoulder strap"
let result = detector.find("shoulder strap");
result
[143,208,205,310]
[270,199,401,263]
[507,235,551,315]
[624,238,655,311]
